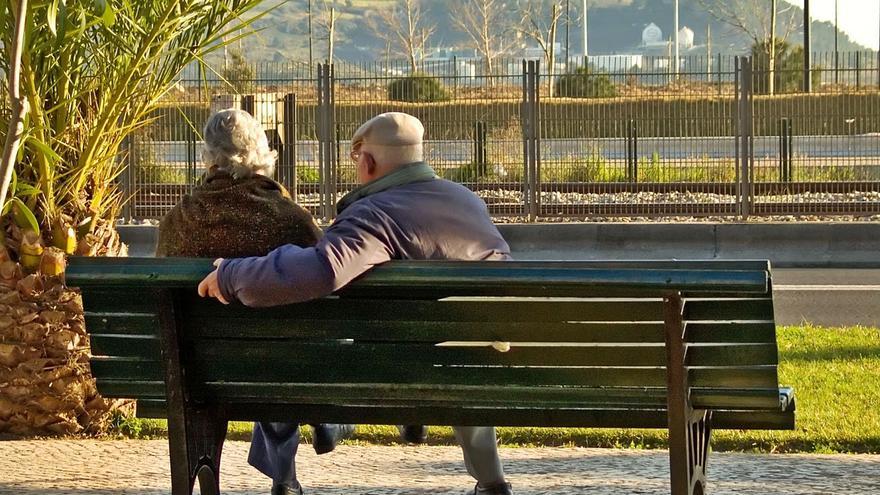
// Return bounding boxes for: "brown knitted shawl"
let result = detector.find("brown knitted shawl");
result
[156,172,321,258]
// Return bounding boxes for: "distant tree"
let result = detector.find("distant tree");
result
[222,49,256,94]
[451,0,511,80]
[515,0,564,97]
[314,0,338,64]
[369,0,435,73]
[699,0,798,95]
[751,38,821,94]
[555,66,617,98]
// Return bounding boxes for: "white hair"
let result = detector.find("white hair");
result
[365,143,424,167]
[202,108,277,177]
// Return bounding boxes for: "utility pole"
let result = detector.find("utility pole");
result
[803,0,811,92]
[674,0,680,78]
[308,0,314,77]
[582,0,589,59]
[707,24,712,82]
[565,0,571,72]
[770,0,777,95]
[835,0,839,85]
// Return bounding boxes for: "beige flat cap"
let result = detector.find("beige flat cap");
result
[352,112,424,147]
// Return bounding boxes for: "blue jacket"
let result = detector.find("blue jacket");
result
[218,177,511,307]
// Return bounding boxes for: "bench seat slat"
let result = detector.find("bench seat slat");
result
[190,340,671,367]
[182,297,668,322]
[81,289,160,314]
[188,340,779,369]
[685,298,774,321]
[188,320,668,343]
[194,383,786,411]
[91,335,161,358]
[85,314,160,336]
[687,322,777,344]
[131,400,795,430]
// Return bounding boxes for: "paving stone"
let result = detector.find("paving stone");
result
[0,440,877,494]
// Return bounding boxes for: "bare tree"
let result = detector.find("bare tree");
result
[699,0,796,95]
[314,1,338,64]
[698,0,796,46]
[451,0,511,79]
[516,0,564,97]
[369,0,435,73]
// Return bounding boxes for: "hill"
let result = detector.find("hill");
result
[227,0,871,64]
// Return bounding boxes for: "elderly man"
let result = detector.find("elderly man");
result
[199,112,514,495]
[158,108,354,495]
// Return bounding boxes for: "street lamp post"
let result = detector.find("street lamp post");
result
[674,0,680,78]
[583,0,589,59]
[835,0,839,85]
[804,0,811,92]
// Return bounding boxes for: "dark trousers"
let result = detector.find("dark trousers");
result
[248,422,506,487]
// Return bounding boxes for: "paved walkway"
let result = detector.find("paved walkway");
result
[0,440,877,494]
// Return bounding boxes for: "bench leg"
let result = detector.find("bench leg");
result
[669,409,712,495]
[168,406,228,495]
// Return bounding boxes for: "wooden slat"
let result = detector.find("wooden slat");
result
[188,320,666,343]
[687,344,779,367]
[90,358,163,381]
[81,289,160,315]
[684,298,774,321]
[90,335,162,359]
[200,382,672,407]
[85,314,160,336]
[183,297,666,323]
[190,340,670,369]
[188,358,669,387]
[691,388,785,410]
[687,322,777,344]
[95,379,166,399]
[67,258,770,295]
[689,367,778,389]
[135,402,795,430]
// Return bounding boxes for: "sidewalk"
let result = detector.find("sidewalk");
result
[0,440,877,494]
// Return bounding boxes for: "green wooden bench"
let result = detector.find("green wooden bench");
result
[67,258,795,495]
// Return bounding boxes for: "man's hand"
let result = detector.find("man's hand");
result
[198,258,229,304]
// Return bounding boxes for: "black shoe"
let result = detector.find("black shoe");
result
[397,424,428,444]
[472,481,512,495]
[271,483,303,495]
[312,423,355,454]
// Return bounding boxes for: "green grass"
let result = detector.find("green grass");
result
[112,325,880,453]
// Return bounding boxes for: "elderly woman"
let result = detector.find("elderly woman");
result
[157,109,352,495]
[157,108,320,258]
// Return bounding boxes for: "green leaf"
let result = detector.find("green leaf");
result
[25,135,62,165]
[47,0,60,36]
[93,0,115,27]
[9,198,41,236]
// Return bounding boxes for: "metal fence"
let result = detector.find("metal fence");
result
[124,51,880,221]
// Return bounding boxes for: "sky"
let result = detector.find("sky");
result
[785,0,880,50]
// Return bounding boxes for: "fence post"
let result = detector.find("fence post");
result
[241,94,256,116]
[473,121,488,177]
[121,134,133,223]
[185,125,197,188]
[779,118,792,183]
[856,51,862,88]
[521,60,540,222]
[626,119,638,182]
[316,63,336,220]
[282,93,298,203]
[736,57,754,219]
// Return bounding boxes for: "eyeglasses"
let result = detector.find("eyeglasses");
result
[349,149,361,164]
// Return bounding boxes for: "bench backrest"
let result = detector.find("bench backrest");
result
[68,258,792,430]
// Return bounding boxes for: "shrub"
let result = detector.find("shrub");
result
[387,73,451,103]
[752,39,822,95]
[555,67,618,99]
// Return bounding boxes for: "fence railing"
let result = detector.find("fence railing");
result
[124,52,880,221]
